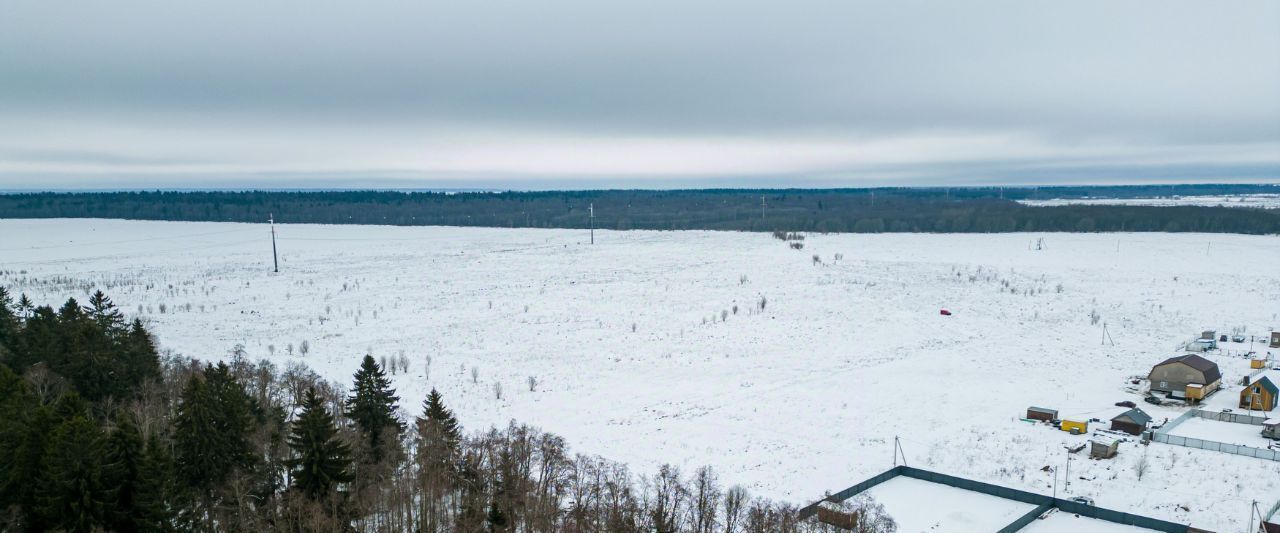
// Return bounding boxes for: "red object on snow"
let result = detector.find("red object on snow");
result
[940,309,952,316]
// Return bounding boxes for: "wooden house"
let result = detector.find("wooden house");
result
[1240,376,1278,412]
[1148,354,1221,400]
[1026,406,1057,422]
[1109,408,1152,435]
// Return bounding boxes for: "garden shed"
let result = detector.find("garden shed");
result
[1109,408,1152,435]
[1026,406,1057,422]
[1090,438,1119,459]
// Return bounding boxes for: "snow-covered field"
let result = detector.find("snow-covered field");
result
[1166,417,1276,449]
[860,476,1035,532]
[1018,193,1280,209]
[3,219,1279,531]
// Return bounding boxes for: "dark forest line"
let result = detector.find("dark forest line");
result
[2,186,1279,234]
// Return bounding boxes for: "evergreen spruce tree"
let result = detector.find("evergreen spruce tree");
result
[57,297,116,402]
[132,434,178,532]
[102,411,146,532]
[174,375,219,490]
[0,366,47,529]
[420,388,461,447]
[345,354,403,461]
[86,290,124,333]
[16,293,34,319]
[173,363,255,521]
[122,319,161,388]
[51,390,90,421]
[415,388,463,531]
[10,305,58,374]
[35,416,107,533]
[487,450,513,532]
[487,500,509,531]
[0,287,17,350]
[287,387,354,501]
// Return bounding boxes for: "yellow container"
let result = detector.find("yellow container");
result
[1252,359,1267,369]
[1060,419,1088,434]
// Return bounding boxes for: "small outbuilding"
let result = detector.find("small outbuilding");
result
[1240,376,1278,412]
[1060,419,1088,434]
[1252,359,1268,369]
[1271,331,1280,348]
[1026,406,1057,422]
[1109,408,1152,435]
[1264,419,1280,440]
[816,501,858,531]
[1148,354,1222,400]
[1090,438,1119,459]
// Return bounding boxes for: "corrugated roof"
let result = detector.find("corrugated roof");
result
[1153,354,1222,384]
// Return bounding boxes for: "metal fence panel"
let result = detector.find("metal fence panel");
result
[997,504,1052,533]
[803,466,1190,531]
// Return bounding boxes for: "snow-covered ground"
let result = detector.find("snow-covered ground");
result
[1018,193,1280,209]
[859,476,1035,532]
[1166,418,1275,449]
[3,219,1279,531]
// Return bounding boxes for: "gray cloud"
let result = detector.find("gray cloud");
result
[1,0,1277,188]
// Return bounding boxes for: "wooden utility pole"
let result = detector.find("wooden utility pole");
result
[589,203,595,245]
[761,195,766,219]
[269,213,279,273]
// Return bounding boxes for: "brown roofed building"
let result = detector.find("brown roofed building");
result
[1148,354,1221,401]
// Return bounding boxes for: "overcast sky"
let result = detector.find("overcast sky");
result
[2,1,1278,190]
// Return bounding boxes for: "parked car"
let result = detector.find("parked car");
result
[1233,335,1246,343]
[1115,400,1136,408]
[1143,395,1162,405]
[1220,334,1229,342]
[1070,496,1095,506]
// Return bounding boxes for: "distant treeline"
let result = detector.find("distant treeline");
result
[2,185,1279,234]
